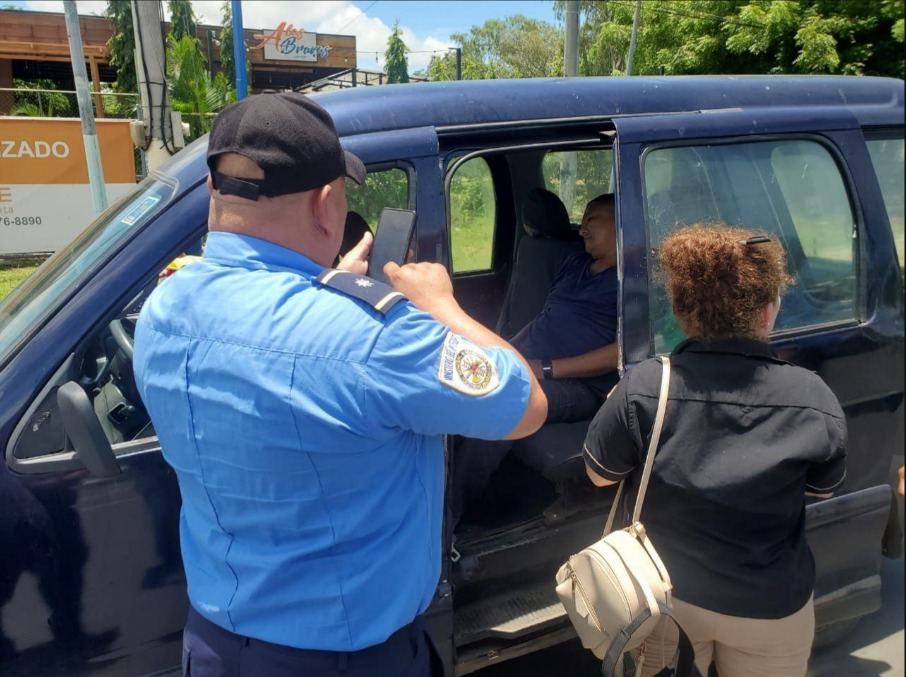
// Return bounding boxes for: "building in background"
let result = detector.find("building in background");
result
[0,8,360,115]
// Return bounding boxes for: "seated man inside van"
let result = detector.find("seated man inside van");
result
[510,192,619,422]
[453,193,619,521]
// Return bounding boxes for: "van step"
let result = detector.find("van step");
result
[455,581,566,643]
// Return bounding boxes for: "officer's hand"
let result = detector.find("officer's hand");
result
[385,261,454,312]
[898,465,904,499]
[336,231,374,276]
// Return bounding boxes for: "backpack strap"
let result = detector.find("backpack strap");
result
[600,603,701,677]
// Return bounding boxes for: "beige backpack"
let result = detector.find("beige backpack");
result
[555,357,699,677]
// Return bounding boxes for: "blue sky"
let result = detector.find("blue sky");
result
[11,1,561,71]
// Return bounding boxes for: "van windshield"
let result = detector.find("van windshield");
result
[0,176,175,365]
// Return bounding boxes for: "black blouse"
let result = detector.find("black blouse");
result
[583,337,847,619]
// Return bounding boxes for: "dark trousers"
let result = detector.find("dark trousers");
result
[183,607,437,677]
[541,377,609,423]
[452,375,615,521]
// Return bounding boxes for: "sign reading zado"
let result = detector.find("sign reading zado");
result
[0,117,135,255]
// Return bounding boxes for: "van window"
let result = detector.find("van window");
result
[543,150,614,223]
[449,158,496,273]
[346,167,409,233]
[644,140,858,354]
[865,136,905,276]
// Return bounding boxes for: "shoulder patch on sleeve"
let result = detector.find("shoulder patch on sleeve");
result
[438,333,501,396]
[315,269,407,315]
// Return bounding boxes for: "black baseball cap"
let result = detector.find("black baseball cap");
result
[207,91,365,201]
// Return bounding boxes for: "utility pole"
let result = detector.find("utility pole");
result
[455,47,462,81]
[626,0,642,76]
[64,0,107,212]
[564,0,579,78]
[131,0,174,170]
[559,0,579,216]
[231,0,248,99]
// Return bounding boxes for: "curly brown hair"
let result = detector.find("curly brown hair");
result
[656,224,794,341]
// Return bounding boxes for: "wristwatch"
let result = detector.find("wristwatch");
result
[541,359,554,380]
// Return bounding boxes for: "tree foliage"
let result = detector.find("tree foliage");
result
[385,21,410,84]
[219,1,235,87]
[11,78,74,117]
[166,35,234,139]
[554,0,904,78]
[168,0,198,42]
[427,15,563,81]
[105,0,137,93]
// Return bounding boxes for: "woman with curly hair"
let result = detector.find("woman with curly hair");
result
[583,224,847,677]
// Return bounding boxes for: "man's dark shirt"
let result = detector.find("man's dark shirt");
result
[514,252,617,361]
[583,338,847,619]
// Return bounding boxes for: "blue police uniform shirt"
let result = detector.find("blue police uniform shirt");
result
[514,252,618,360]
[133,232,531,651]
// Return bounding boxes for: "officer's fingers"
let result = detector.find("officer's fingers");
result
[343,231,373,263]
[384,261,402,284]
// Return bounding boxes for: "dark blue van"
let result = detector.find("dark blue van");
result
[0,76,902,676]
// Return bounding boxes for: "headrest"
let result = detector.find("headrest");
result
[522,188,574,240]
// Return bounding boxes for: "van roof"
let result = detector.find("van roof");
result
[311,76,904,137]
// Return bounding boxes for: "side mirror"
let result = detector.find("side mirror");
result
[57,381,121,478]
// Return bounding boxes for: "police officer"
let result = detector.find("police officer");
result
[132,92,547,677]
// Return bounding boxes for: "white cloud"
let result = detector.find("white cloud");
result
[21,0,452,74]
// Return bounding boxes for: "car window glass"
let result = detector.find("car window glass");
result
[865,137,905,275]
[0,177,175,366]
[644,140,857,354]
[543,150,614,223]
[345,167,409,233]
[449,157,496,273]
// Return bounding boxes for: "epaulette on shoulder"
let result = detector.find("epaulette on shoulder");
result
[315,269,408,315]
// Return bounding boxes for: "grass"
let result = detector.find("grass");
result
[0,258,43,303]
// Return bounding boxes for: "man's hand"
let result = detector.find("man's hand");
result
[898,465,904,498]
[526,359,543,380]
[384,261,456,314]
[336,231,374,275]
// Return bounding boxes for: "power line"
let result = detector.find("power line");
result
[335,1,380,35]
[605,0,766,31]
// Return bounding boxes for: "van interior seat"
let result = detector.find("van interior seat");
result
[495,188,584,339]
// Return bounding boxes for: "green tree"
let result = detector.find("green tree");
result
[168,0,198,41]
[105,0,137,93]
[385,21,410,84]
[555,0,903,78]
[427,15,563,81]
[219,1,235,86]
[167,35,234,139]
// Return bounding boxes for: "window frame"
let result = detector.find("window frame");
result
[443,138,605,278]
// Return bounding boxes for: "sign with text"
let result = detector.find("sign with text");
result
[0,117,135,255]
[252,23,333,62]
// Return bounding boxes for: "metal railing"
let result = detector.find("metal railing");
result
[0,87,140,119]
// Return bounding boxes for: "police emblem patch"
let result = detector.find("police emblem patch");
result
[438,333,501,396]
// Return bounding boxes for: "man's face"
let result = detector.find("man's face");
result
[579,201,615,262]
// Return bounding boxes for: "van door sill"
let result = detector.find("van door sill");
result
[455,580,565,644]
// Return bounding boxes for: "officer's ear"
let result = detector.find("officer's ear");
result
[311,179,346,236]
